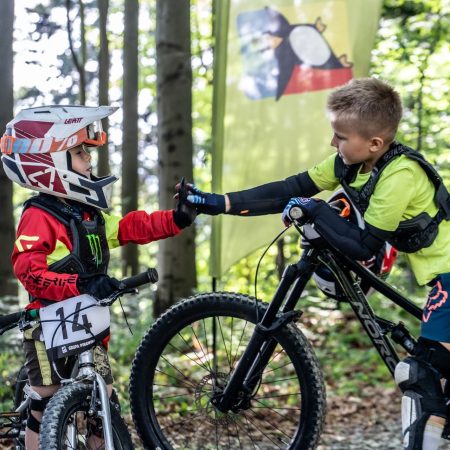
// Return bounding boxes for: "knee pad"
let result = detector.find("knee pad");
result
[395,357,447,449]
[26,395,51,433]
[415,337,450,380]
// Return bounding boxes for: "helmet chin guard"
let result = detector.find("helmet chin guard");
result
[0,105,118,209]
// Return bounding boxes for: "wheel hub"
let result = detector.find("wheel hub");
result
[194,372,237,425]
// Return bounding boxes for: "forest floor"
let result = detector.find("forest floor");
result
[318,386,402,449]
[125,386,406,449]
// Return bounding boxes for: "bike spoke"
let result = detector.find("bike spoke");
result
[216,316,232,370]
[231,320,249,369]
[201,318,212,372]
[260,375,299,384]
[233,419,244,450]
[251,405,295,439]
[167,337,212,374]
[154,367,196,391]
[157,356,198,388]
[189,323,214,373]
[240,411,286,449]
[253,392,301,400]
[240,414,265,449]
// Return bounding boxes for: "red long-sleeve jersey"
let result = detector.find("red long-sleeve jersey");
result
[12,205,181,309]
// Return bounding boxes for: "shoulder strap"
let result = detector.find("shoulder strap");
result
[334,155,361,183]
[335,142,450,219]
[397,147,450,220]
[334,156,364,210]
[22,194,78,226]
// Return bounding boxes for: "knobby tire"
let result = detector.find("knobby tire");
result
[39,383,133,450]
[130,292,326,450]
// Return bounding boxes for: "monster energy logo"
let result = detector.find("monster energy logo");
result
[87,234,102,267]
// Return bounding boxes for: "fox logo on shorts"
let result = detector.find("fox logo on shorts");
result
[423,280,448,323]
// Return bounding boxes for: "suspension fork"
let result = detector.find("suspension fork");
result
[213,251,317,413]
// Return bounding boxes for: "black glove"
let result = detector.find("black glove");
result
[77,273,121,299]
[173,177,197,228]
[185,184,225,215]
[281,197,323,226]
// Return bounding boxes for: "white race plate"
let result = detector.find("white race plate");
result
[40,294,110,360]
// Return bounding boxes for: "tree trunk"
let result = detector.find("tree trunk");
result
[79,0,87,104]
[0,0,18,300]
[66,0,86,104]
[97,0,110,176]
[154,0,196,317]
[121,0,139,276]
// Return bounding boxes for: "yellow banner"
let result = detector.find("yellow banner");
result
[211,0,382,277]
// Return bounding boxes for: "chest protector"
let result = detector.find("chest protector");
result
[23,194,110,277]
[335,142,450,253]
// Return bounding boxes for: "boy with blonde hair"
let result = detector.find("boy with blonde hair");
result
[184,78,450,450]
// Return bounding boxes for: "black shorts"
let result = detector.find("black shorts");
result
[23,324,113,386]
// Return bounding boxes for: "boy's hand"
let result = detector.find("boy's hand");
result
[177,183,225,215]
[77,274,121,299]
[173,177,197,229]
[282,197,321,226]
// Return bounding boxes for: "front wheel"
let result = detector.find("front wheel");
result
[130,292,326,449]
[39,383,133,450]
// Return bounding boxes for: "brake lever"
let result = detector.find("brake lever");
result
[97,287,139,307]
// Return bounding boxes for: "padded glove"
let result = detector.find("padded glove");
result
[173,178,197,228]
[185,184,226,215]
[77,273,121,299]
[281,197,322,226]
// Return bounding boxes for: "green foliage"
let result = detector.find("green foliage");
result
[0,341,23,412]
[372,0,449,167]
[108,285,156,413]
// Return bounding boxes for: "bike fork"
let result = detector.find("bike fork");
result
[214,254,315,413]
[76,350,115,450]
[95,373,115,450]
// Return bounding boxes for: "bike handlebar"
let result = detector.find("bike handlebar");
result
[120,268,159,289]
[289,206,304,221]
[0,311,22,329]
[0,268,159,332]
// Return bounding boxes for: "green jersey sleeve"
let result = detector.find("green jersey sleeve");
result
[307,154,340,192]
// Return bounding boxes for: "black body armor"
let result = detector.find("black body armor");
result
[22,194,110,303]
[335,142,450,253]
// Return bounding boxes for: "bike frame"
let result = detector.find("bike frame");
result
[214,239,422,413]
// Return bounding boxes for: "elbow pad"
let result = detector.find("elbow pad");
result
[310,202,393,260]
[227,172,320,216]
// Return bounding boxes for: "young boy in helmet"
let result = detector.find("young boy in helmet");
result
[1,105,196,450]
[182,78,450,450]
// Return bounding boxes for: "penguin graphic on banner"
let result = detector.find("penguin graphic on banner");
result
[237,7,353,100]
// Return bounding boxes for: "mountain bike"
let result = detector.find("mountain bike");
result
[0,268,158,450]
[129,209,427,450]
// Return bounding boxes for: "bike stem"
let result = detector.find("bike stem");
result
[214,251,317,413]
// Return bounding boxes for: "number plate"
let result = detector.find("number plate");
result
[40,295,110,360]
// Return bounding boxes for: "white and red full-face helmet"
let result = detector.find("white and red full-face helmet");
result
[0,105,118,209]
[303,189,398,299]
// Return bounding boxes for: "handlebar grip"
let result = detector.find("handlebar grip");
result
[0,311,22,329]
[289,206,304,220]
[121,268,159,289]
